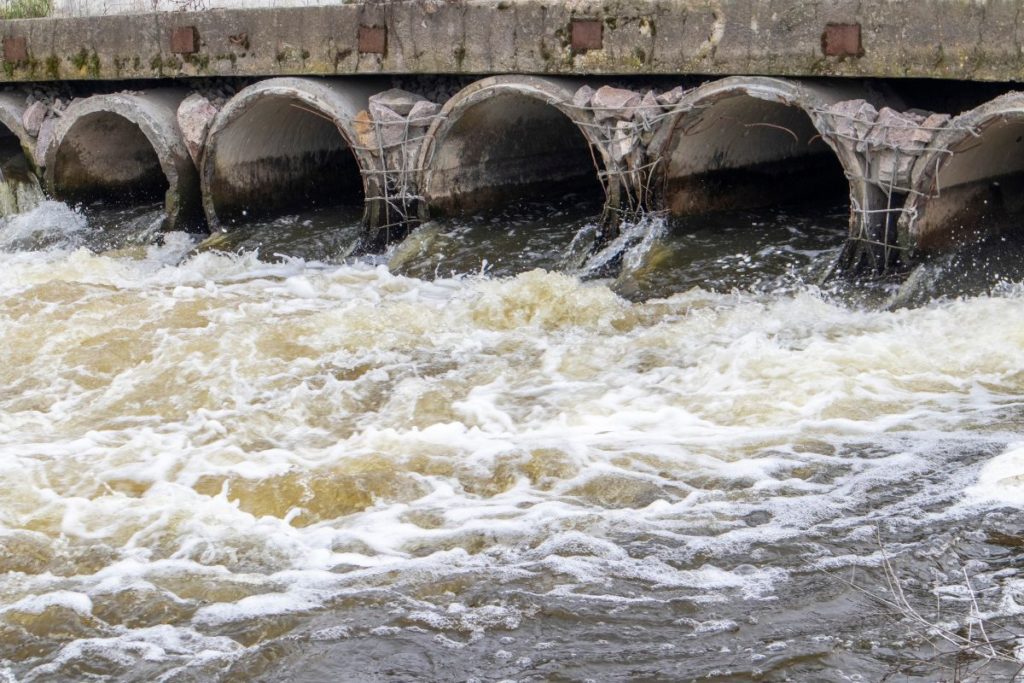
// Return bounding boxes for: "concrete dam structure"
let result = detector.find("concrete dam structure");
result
[2,0,1024,273]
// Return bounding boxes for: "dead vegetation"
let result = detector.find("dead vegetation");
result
[833,530,1024,682]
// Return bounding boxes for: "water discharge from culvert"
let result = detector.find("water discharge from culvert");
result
[0,196,1023,681]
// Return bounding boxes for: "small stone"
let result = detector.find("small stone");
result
[369,101,414,149]
[829,99,878,148]
[591,85,640,122]
[871,148,915,188]
[407,99,441,125]
[22,100,47,137]
[177,93,220,167]
[633,90,662,126]
[611,119,637,162]
[655,85,684,109]
[368,88,427,117]
[572,84,595,109]
[866,107,924,151]
[921,113,951,136]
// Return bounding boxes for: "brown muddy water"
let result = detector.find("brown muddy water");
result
[0,194,1022,682]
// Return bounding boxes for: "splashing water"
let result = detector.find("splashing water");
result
[387,195,603,280]
[0,201,90,251]
[0,197,1022,681]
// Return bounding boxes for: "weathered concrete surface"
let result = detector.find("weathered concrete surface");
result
[900,92,1024,254]
[2,0,1024,83]
[44,90,203,231]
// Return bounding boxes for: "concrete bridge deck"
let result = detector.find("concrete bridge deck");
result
[0,0,1021,83]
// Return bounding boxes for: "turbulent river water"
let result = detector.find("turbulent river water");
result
[0,194,1023,682]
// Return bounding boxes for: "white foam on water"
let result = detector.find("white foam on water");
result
[2,590,93,616]
[0,224,1023,677]
[0,200,89,252]
[967,443,1024,507]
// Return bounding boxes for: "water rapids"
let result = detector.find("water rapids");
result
[0,196,1021,681]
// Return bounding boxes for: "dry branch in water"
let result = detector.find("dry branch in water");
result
[828,529,1024,682]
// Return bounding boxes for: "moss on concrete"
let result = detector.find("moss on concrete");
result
[45,54,59,79]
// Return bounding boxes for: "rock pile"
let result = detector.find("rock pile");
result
[828,100,951,190]
[21,87,73,168]
[349,88,444,218]
[357,88,442,155]
[571,84,685,164]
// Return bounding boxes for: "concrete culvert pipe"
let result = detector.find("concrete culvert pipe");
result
[44,90,202,232]
[650,76,871,223]
[0,93,44,216]
[201,77,383,232]
[417,75,612,219]
[0,93,38,174]
[900,92,1024,254]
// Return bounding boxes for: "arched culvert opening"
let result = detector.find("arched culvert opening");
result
[418,76,609,219]
[45,91,202,232]
[0,93,43,216]
[631,78,883,293]
[901,93,1024,254]
[201,78,382,235]
[53,113,167,203]
[654,78,861,218]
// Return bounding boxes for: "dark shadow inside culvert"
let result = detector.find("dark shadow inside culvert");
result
[662,95,849,218]
[207,95,365,226]
[910,117,1024,251]
[423,92,606,217]
[52,112,169,206]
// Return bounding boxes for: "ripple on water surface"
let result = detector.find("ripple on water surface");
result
[0,201,1022,681]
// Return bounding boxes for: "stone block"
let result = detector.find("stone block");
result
[22,101,47,137]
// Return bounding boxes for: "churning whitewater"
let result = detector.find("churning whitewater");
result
[0,201,1023,681]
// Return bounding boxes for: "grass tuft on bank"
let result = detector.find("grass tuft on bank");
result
[0,0,51,19]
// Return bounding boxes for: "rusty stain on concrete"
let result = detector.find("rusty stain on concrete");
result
[3,36,27,63]
[358,26,386,55]
[822,23,862,58]
[170,26,199,55]
[571,20,603,52]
